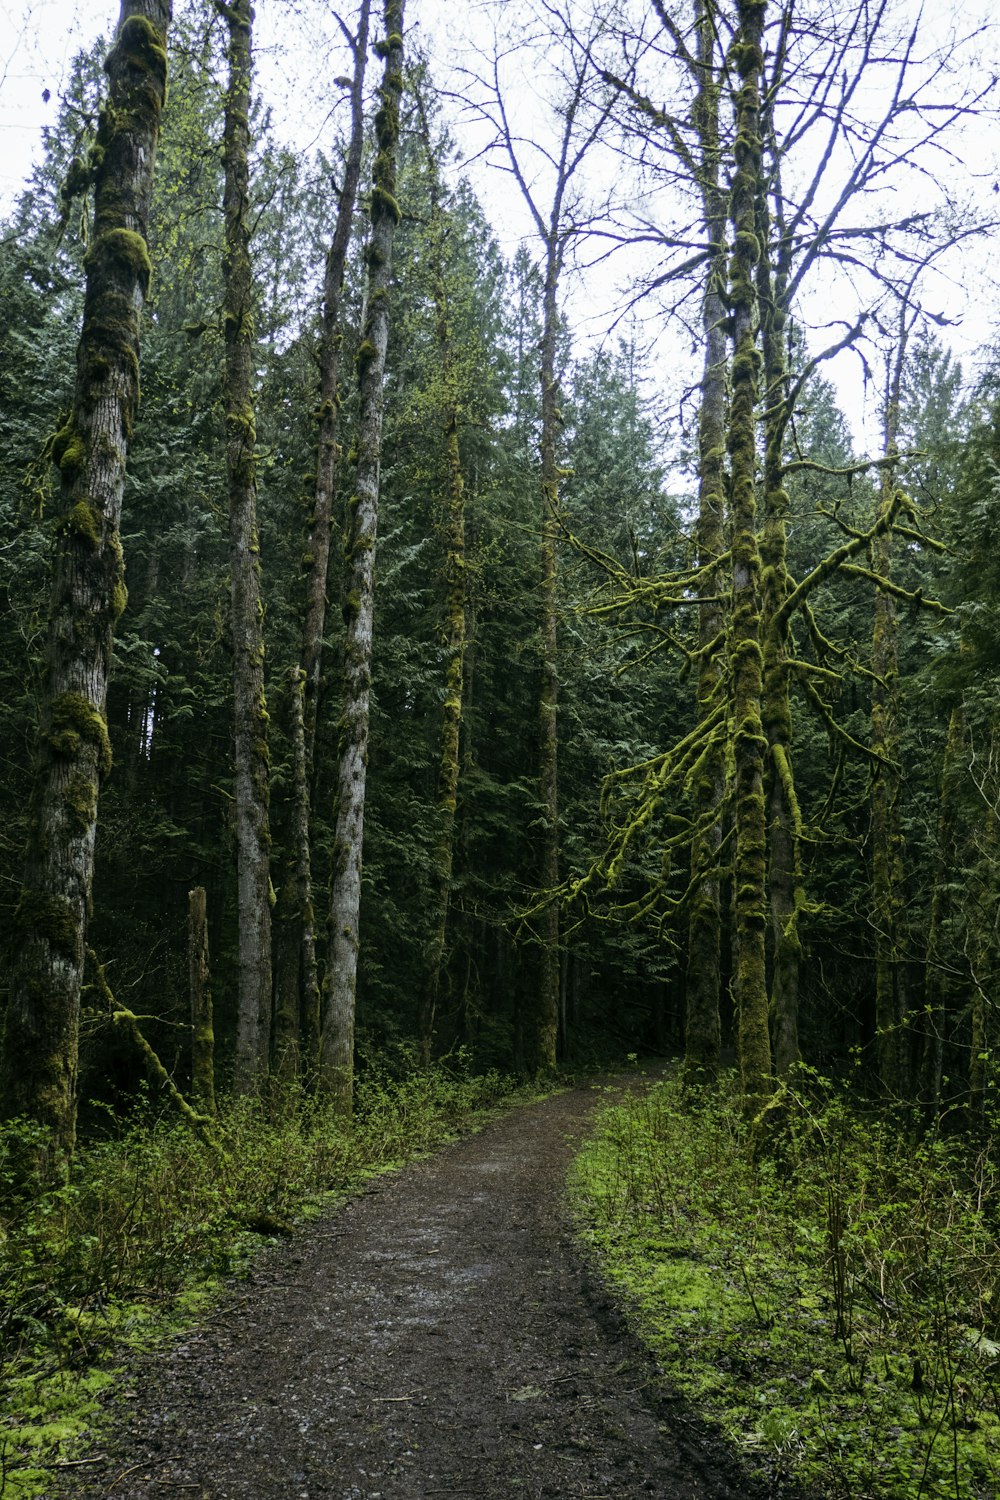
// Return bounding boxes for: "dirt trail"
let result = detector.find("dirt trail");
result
[65,1079,766,1500]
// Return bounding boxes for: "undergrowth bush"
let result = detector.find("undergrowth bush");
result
[571,1069,1000,1500]
[0,1057,516,1495]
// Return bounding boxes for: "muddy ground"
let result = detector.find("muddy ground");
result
[59,1079,789,1499]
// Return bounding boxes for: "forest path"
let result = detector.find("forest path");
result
[66,1078,760,1500]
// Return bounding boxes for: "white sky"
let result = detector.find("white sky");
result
[2,0,999,456]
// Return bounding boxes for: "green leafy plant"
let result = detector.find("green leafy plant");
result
[571,1071,1000,1500]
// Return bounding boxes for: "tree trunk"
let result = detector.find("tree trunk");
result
[968,718,997,1129]
[220,0,272,1097]
[274,1,370,1088]
[756,165,803,1077]
[319,0,405,1110]
[919,699,963,1119]
[683,0,727,1085]
[534,241,561,1075]
[273,668,320,1086]
[414,82,468,1067]
[871,346,906,1098]
[0,1,170,1163]
[728,0,772,1112]
[188,885,215,1115]
[301,0,372,772]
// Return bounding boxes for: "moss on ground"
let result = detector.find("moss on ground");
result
[570,1072,1000,1500]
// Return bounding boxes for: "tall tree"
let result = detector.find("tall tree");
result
[412,71,469,1064]
[727,0,772,1109]
[274,0,372,1084]
[0,0,171,1161]
[319,0,405,1108]
[683,0,728,1082]
[217,0,272,1096]
[483,6,613,1072]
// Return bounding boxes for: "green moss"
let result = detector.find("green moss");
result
[85,228,152,293]
[57,500,102,550]
[356,339,377,375]
[13,889,78,958]
[372,186,402,225]
[64,771,98,833]
[47,693,113,777]
[51,422,86,478]
[112,13,168,79]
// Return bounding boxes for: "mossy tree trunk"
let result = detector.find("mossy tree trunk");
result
[413,76,467,1067]
[274,0,370,1087]
[219,0,272,1097]
[727,0,772,1112]
[491,33,611,1073]
[968,725,997,1130]
[273,667,319,1084]
[0,1,170,1163]
[755,151,803,1077]
[535,235,562,1075]
[918,698,963,1120]
[683,0,727,1085]
[319,0,405,1111]
[301,0,371,771]
[872,341,906,1098]
[188,885,215,1115]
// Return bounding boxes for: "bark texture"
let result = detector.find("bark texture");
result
[273,668,320,1085]
[727,0,772,1111]
[872,356,905,1097]
[274,0,370,1088]
[300,0,372,770]
[188,885,215,1115]
[0,1,170,1161]
[683,0,727,1084]
[220,0,272,1096]
[756,164,803,1077]
[414,80,467,1065]
[533,204,563,1076]
[919,699,962,1118]
[319,0,405,1109]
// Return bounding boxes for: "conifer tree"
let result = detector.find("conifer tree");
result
[412,72,469,1064]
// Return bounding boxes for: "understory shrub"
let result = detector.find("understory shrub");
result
[571,1070,1000,1500]
[0,1057,516,1494]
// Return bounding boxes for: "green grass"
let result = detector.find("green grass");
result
[0,1059,531,1496]
[570,1070,1000,1500]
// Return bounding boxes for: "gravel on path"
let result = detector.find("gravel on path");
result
[62,1078,776,1500]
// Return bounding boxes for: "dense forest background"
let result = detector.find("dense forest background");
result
[1,0,999,1142]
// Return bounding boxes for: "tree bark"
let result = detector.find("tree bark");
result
[274,2,370,1089]
[728,0,772,1112]
[301,0,372,772]
[273,668,320,1086]
[219,0,272,1097]
[919,699,962,1119]
[683,0,727,1084]
[756,160,803,1077]
[872,340,906,1098]
[188,885,215,1115]
[319,0,405,1110]
[0,0,170,1163]
[534,231,561,1076]
[413,79,467,1066]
